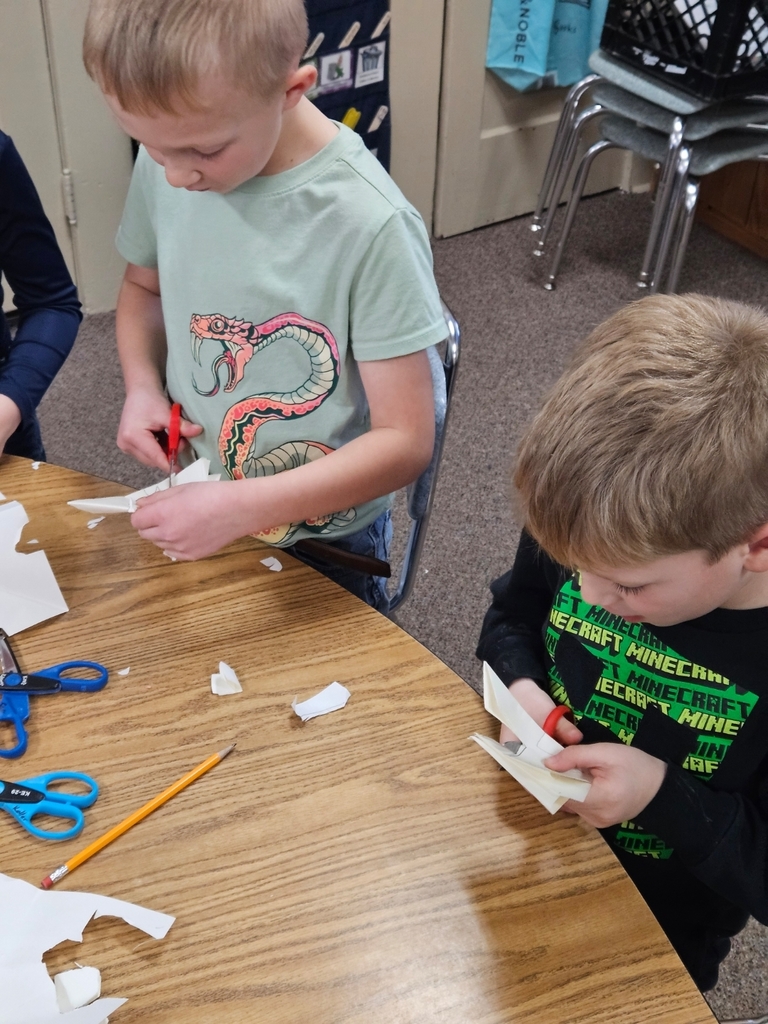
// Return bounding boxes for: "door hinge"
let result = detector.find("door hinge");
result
[61,169,77,226]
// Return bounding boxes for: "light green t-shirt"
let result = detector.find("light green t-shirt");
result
[116,125,445,546]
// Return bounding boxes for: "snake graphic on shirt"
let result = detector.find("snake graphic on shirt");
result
[190,311,356,545]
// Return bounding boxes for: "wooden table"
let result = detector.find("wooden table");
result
[0,457,715,1024]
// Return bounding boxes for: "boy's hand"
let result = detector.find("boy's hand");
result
[0,395,21,453]
[544,743,667,828]
[500,677,583,747]
[118,387,202,471]
[132,480,251,560]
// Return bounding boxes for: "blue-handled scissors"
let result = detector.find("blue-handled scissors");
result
[0,771,98,840]
[0,631,108,758]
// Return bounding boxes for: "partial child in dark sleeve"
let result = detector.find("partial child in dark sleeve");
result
[0,131,81,460]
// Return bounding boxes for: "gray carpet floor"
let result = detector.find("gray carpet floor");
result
[37,189,768,1021]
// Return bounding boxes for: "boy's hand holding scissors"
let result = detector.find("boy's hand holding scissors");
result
[506,677,667,828]
[117,385,202,472]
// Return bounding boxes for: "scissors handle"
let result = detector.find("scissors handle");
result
[35,661,109,693]
[542,704,572,738]
[4,771,98,840]
[0,697,28,758]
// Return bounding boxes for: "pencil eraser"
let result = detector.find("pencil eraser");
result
[54,965,101,1011]
[40,875,53,890]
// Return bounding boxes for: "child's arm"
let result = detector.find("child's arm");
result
[115,263,201,467]
[477,532,583,746]
[129,348,435,560]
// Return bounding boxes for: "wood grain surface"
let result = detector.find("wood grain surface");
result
[0,457,715,1024]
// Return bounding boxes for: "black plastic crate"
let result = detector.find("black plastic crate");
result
[601,0,768,101]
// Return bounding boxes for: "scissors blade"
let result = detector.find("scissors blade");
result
[0,673,61,693]
[0,632,20,675]
[0,779,44,804]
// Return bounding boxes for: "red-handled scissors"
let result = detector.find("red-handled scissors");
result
[542,705,572,737]
[167,402,181,485]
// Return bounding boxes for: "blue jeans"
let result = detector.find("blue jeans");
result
[287,509,392,614]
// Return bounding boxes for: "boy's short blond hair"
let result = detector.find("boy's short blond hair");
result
[83,0,308,112]
[515,294,768,569]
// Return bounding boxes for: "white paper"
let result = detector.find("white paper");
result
[472,663,590,814]
[54,966,101,1011]
[117,667,130,676]
[0,872,174,1024]
[27,539,38,545]
[31,462,40,470]
[211,661,242,695]
[292,681,350,721]
[86,518,105,530]
[0,501,68,636]
[260,556,282,572]
[67,459,220,515]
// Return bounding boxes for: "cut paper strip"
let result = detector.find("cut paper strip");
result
[211,661,242,695]
[67,459,220,516]
[117,667,130,676]
[86,518,105,530]
[0,501,68,636]
[27,539,38,545]
[0,872,174,1024]
[292,681,350,722]
[31,462,40,470]
[260,556,282,572]
[471,663,591,814]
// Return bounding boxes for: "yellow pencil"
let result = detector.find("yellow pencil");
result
[40,743,236,889]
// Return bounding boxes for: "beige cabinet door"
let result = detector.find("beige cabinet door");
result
[434,0,646,237]
[0,0,134,313]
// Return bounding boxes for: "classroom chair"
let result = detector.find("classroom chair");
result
[389,301,461,611]
[542,113,768,293]
[531,48,768,287]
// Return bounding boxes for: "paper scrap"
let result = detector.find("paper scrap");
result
[0,492,5,500]
[0,872,174,1024]
[211,661,242,695]
[86,518,105,530]
[55,966,101,1011]
[260,556,282,572]
[471,663,591,814]
[31,462,40,470]
[0,501,68,636]
[292,681,350,722]
[27,539,39,545]
[67,459,220,516]
[117,667,130,676]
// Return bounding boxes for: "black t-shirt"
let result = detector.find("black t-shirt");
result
[477,530,768,989]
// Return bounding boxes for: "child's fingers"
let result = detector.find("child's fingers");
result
[554,718,583,745]
[180,418,203,437]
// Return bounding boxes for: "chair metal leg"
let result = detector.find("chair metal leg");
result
[649,144,691,295]
[534,104,605,256]
[664,177,699,294]
[544,140,617,290]
[532,73,601,233]
[637,115,685,288]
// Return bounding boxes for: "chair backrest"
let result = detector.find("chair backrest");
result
[389,301,460,611]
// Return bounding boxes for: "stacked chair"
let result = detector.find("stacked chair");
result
[532,2,768,294]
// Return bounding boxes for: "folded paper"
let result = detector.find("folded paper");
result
[211,661,242,695]
[292,681,350,722]
[0,872,174,1024]
[0,501,68,636]
[67,459,220,516]
[471,663,590,813]
[260,556,282,572]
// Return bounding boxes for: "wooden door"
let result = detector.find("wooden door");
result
[697,161,768,261]
[433,0,648,238]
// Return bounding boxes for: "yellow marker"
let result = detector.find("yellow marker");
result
[342,107,362,130]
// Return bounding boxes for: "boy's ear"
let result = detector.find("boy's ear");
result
[283,64,317,111]
[743,523,768,572]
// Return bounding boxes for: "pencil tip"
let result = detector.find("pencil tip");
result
[219,743,236,758]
